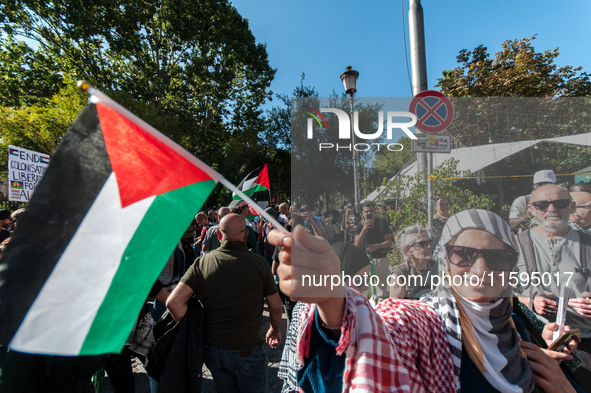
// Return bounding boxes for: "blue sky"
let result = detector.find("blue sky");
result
[231,0,591,108]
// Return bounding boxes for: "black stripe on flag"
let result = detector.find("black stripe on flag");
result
[236,165,264,190]
[0,104,113,345]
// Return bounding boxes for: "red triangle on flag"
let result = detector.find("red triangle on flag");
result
[255,164,270,190]
[97,103,212,208]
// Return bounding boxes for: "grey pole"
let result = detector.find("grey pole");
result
[409,0,432,229]
[350,95,360,208]
[340,67,360,210]
[427,151,433,228]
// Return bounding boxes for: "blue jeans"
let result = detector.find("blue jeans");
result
[204,343,268,393]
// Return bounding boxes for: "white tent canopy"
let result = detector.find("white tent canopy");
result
[364,132,591,202]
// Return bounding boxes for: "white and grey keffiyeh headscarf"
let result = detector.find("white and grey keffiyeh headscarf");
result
[422,209,535,393]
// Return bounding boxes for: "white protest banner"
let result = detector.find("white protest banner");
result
[8,145,50,202]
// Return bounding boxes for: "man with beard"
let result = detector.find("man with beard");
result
[509,169,557,231]
[515,184,591,389]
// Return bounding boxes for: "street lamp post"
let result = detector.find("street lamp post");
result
[340,66,360,209]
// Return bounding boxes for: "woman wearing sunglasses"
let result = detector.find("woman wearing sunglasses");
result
[268,210,578,393]
[390,223,434,299]
[421,209,581,393]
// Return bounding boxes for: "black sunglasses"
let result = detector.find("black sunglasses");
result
[408,240,431,248]
[531,199,571,211]
[445,245,518,271]
[576,204,591,209]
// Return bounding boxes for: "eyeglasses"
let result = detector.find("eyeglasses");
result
[445,245,518,271]
[530,199,571,211]
[576,204,591,209]
[408,240,431,248]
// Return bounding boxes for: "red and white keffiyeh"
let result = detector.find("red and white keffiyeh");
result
[295,288,456,393]
[375,299,456,393]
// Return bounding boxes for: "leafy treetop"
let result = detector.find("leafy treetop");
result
[437,36,591,97]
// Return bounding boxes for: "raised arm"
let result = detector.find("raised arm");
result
[267,226,344,327]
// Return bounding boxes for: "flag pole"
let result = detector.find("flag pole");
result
[220,177,289,235]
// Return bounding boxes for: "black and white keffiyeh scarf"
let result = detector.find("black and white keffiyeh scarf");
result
[422,209,535,393]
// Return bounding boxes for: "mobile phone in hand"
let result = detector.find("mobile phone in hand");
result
[367,213,373,220]
[548,328,581,352]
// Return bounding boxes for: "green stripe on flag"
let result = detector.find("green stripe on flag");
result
[241,184,269,198]
[80,180,216,354]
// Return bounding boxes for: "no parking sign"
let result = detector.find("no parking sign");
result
[408,90,454,133]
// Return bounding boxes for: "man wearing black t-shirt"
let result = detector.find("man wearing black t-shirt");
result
[355,202,392,299]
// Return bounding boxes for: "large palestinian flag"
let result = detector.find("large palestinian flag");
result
[0,93,219,356]
[232,164,270,200]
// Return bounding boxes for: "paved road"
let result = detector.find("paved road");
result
[103,304,288,393]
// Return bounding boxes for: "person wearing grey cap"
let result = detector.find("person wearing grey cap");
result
[509,169,557,231]
[0,210,13,243]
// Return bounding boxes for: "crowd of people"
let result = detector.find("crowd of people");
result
[3,167,591,393]
[176,176,591,393]
[270,190,591,393]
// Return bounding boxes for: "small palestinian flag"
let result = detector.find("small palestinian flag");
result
[232,164,270,200]
[40,155,50,164]
[0,90,220,356]
[9,147,19,156]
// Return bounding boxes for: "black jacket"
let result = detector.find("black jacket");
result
[149,296,205,393]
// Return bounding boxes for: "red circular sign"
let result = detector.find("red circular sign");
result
[408,90,454,133]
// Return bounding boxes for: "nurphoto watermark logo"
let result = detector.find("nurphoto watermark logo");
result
[306,107,418,152]
[301,92,454,152]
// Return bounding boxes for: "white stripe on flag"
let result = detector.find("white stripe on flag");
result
[242,177,257,191]
[232,177,257,198]
[10,173,154,355]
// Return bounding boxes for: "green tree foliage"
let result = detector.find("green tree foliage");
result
[0,82,87,180]
[290,93,384,207]
[378,159,496,231]
[0,0,276,165]
[433,37,591,208]
[437,36,591,97]
[205,76,317,207]
[0,37,63,107]
[211,76,315,206]
[263,77,318,151]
